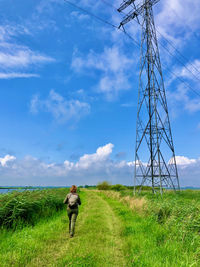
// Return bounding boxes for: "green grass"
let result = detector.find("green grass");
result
[99,191,200,266]
[0,190,128,266]
[0,188,69,229]
[0,189,199,266]
[0,190,84,267]
[120,189,200,239]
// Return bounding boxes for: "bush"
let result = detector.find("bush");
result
[84,185,96,189]
[97,181,111,190]
[111,184,126,191]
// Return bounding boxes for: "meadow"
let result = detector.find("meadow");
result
[0,187,199,266]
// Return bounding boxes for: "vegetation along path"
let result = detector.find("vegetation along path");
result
[0,190,128,267]
[1,190,199,266]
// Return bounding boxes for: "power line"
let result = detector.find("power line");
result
[63,0,200,98]
[158,40,200,84]
[164,67,200,98]
[63,0,140,47]
[156,32,200,78]
[169,7,200,44]
[99,0,200,81]
[64,0,117,29]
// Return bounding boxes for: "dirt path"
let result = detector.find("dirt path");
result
[29,190,127,267]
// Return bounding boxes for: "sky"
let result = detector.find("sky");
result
[0,0,200,187]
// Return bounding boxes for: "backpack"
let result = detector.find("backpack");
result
[68,193,78,208]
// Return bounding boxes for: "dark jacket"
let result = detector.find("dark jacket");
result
[63,193,81,209]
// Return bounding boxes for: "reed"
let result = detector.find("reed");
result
[0,188,69,229]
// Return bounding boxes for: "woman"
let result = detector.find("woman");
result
[63,185,81,238]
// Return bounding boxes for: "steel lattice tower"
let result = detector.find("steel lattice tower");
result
[118,0,180,194]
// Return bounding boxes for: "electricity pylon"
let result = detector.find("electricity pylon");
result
[118,0,180,194]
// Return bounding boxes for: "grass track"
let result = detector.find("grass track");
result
[57,191,127,267]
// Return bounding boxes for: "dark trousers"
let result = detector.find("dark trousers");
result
[67,207,78,236]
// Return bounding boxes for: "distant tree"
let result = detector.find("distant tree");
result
[135,185,154,191]
[111,184,126,191]
[84,185,97,189]
[97,181,111,190]
[127,186,134,190]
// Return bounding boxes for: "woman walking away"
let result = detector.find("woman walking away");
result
[63,185,81,238]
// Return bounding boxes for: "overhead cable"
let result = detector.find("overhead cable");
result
[64,0,200,98]
[100,0,200,81]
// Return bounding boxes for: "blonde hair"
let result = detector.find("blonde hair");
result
[70,185,77,193]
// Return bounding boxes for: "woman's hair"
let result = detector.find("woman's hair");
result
[70,185,77,193]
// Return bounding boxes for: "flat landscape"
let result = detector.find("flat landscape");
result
[0,1,200,266]
[0,188,200,266]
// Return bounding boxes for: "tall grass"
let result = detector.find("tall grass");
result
[99,189,200,266]
[100,189,200,265]
[126,190,200,235]
[0,188,69,229]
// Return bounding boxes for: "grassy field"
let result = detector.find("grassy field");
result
[0,188,199,266]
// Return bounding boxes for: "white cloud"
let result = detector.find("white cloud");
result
[175,156,197,166]
[0,72,39,79]
[167,62,200,114]
[70,11,89,21]
[0,144,133,186]
[30,90,90,124]
[0,144,199,187]
[0,24,31,42]
[146,1,200,69]
[76,143,114,169]
[30,95,40,114]
[120,102,136,108]
[184,98,200,113]
[78,0,102,9]
[155,0,200,41]
[71,46,134,100]
[0,45,55,69]
[167,60,200,114]
[0,155,16,167]
[173,60,200,82]
[0,23,55,79]
[167,83,200,114]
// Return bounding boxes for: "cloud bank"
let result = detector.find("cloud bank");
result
[0,144,199,187]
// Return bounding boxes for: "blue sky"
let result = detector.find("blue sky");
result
[0,0,200,187]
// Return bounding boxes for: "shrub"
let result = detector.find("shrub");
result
[97,181,111,190]
[111,184,126,191]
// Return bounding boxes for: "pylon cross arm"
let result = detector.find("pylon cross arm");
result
[117,0,137,12]
[118,0,160,28]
